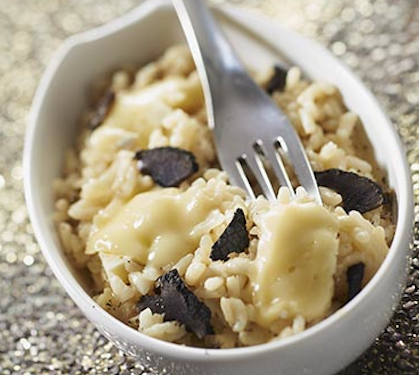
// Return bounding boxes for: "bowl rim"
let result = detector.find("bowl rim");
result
[24,0,414,363]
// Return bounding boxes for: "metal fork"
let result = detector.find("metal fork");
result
[172,0,322,204]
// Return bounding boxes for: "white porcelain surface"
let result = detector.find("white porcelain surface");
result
[24,1,413,374]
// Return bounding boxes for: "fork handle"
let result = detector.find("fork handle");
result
[173,0,242,72]
[172,0,245,116]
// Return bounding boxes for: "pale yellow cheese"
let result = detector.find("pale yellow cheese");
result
[252,203,339,327]
[102,82,172,148]
[86,186,223,269]
[102,76,203,148]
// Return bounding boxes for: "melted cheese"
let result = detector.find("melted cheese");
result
[86,187,221,269]
[102,76,203,146]
[252,203,339,327]
[102,81,172,148]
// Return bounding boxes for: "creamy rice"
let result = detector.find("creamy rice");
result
[54,45,395,348]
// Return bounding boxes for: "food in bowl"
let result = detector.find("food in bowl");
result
[54,45,395,348]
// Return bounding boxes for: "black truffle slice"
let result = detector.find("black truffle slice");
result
[210,208,249,262]
[346,262,365,302]
[315,169,385,213]
[89,90,115,129]
[266,64,288,94]
[137,269,213,339]
[137,295,165,315]
[135,147,199,187]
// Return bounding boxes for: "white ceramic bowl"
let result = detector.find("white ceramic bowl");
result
[24,1,413,374]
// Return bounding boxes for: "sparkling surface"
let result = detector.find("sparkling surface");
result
[0,0,418,374]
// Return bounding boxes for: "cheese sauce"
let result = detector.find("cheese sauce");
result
[252,203,339,326]
[87,186,222,269]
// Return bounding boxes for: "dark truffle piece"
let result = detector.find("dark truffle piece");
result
[266,64,288,94]
[135,147,199,187]
[315,169,385,213]
[210,208,249,262]
[137,295,165,315]
[89,90,115,129]
[137,269,213,339]
[346,262,365,302]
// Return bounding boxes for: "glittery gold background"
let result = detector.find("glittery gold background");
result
[1,0,418,374]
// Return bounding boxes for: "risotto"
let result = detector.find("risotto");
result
[54,45,395,348]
